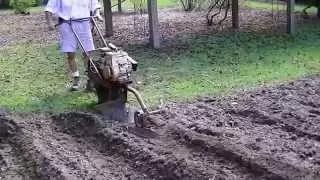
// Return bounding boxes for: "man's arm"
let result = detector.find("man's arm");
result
[44,0,58,14]
[44,0,58,30]
[91,0,103,21]
[45,11,54,30]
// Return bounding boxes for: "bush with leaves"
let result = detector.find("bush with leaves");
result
[34,0,42,5]
[0,0,11,8]
[10,0,36,14]
[129,0,147,13]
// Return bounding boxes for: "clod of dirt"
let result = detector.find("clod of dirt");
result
[0,108,5,117]
[0,118,19,138]
[52,112,105,136]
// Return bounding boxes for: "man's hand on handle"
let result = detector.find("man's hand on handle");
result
[45,11,55,30]
[94,9,104,22]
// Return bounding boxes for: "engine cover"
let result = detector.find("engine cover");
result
[98,50,134,85]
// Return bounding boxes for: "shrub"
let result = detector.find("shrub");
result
[9,0,36,14]
[130,0,147,13]
[0,0,11,8]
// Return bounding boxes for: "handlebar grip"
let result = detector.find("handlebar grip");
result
[108,43,118,50]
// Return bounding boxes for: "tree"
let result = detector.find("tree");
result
[102,0,113,36]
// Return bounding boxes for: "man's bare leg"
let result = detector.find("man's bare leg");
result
[82,52,94,91]
[67,52,80,90]
[68,52,78,75]
[82,52,89,71]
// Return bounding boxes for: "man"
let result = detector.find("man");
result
[45,0,103,91]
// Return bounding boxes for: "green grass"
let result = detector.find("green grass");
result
[1,20,320,113]
[244,0,318,14]
[0,6,43,15]
[133,21,320,104]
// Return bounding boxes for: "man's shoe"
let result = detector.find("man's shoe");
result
[70,76,81,91]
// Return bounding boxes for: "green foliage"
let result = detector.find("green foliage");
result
[116,0,178,12]
[244,0,318,13]
[34,0,42,5]
[296,0,320,7]
[129,0,147,11]
[9,0,36,13]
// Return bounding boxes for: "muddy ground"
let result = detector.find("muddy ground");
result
[1,75,319,180]
[0,7,297,48]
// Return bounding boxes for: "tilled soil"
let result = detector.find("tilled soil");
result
[0,8,295,47]
[1,75,320,179]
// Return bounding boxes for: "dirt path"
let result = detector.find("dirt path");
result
[1,76,320,179]
[0,8,293,47]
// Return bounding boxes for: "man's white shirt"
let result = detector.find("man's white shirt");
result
[45,0,101,20]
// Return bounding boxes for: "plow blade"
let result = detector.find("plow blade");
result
[95,100,137,124]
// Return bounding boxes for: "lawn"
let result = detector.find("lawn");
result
[244,0,318,14]
[1,18,320,113]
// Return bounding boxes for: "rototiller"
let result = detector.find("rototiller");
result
[68,16,160,127]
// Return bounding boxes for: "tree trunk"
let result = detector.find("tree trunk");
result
[232,0,239,29]
[118,0,122,13]
[103,0,113,37]
[317,2,320,18]
[287,0,296,35]
[147,0,160,49]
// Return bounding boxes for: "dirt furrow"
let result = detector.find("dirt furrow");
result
[169,124,317,180]
[54,110,295,180]
[155,112,319,180]
[149,76,320,179]
[51,75,319,180]
[1,76,320,179]
[227,107,320,141]
[54,112,234,179]
[0,117,63,180]
[0,142,28,180]
[241,77,320,139]
[2,114,149,180]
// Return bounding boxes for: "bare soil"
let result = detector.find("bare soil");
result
[1,75,320,180]
[0,8,295,47]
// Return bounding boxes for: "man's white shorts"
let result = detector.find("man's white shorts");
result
[59,20,95,53]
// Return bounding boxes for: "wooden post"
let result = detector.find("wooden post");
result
[232,0,239,29]
[103,0,113,37]
[287,0,296,34]
[147,0,160,49]
[118,0,122,13]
